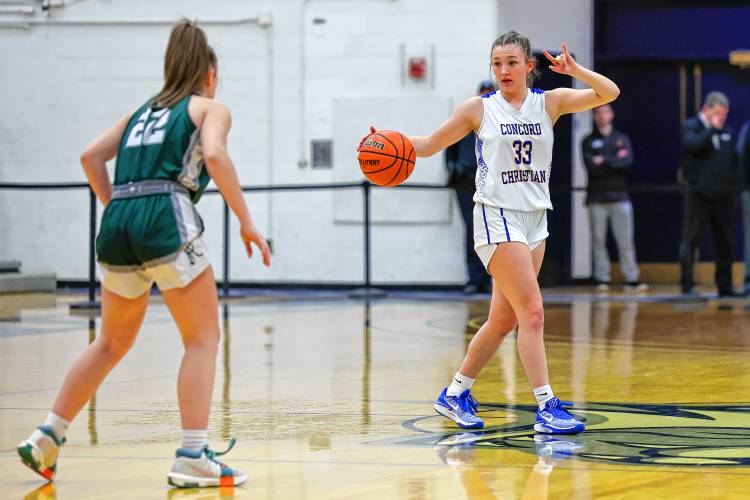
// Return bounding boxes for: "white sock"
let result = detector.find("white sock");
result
[181,429,208,452]
[446,372,474,397]
[533,385,554,409]
[43,412,70,442]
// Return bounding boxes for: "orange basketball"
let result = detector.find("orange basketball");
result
[358,130,416,187]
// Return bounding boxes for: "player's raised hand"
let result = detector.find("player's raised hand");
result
[240,222,271,266]
[542,43,579,76]
[357,126,377,151]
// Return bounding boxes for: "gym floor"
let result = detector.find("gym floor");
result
[1,288,749,499]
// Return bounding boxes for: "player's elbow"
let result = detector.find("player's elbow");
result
[80,148,98,171]
[203,147,229,168]
[605,84,620,103]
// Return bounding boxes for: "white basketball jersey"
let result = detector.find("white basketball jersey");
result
[473,89,554,211]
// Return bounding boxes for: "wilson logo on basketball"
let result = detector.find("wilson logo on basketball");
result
[362,139,385,150]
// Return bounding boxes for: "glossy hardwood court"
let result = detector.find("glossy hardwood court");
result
[1,289,750,499]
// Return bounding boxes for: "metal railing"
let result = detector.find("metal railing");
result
[0,180,464,308]
[0,180,735,310]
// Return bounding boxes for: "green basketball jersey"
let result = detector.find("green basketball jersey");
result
[115,95,210,203]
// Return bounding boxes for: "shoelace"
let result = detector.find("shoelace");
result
[544,398,576,420]
[456,390,479,415]
[467,394,480,413]
[203,438,236,466]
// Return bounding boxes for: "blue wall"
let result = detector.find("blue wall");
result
[598,2,750,61]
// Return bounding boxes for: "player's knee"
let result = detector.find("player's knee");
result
[184,329,220,354]
[520,303,544,332]
[98,334,135,360]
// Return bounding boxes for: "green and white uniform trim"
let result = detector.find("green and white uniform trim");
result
[178,129,206,195]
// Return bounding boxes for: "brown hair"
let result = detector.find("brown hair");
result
[490,31,539,87]
[153,19,217,108]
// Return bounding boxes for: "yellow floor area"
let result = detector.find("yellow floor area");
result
[1,290,749,499]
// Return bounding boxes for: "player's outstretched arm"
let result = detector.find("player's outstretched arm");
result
[542,43,620,122]
[80,113,132,206]
[408,97,483,158]
[202,101,270,266]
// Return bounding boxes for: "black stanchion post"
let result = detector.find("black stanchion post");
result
[349,181,386,299]
[70,187,101,312]
[222,200,230,298]
[88,188,96,303]
[364,181,371,287]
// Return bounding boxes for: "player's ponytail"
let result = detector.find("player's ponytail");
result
[490,31,540,88]
[153,19,216,108]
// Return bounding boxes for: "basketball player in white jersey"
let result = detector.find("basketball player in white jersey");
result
[408,32,619,433]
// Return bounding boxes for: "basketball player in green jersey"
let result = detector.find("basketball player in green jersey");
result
[18,19,270,489]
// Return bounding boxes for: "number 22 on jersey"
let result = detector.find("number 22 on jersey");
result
[125,108,171,148]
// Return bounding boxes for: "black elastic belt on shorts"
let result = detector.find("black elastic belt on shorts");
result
[111,180,190,200]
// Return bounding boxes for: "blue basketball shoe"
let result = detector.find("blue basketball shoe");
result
[434,388,484,429]
[534,397,585,434]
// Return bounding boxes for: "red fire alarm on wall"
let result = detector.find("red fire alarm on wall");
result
[408,57,427,80]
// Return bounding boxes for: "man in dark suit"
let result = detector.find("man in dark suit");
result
[679,91,742,296]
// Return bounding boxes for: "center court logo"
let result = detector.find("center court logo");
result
[389,403,750,466]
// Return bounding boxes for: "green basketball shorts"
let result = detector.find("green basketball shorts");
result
[96,186,208,298]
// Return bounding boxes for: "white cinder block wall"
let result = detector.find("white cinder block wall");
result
[0,0,593,284]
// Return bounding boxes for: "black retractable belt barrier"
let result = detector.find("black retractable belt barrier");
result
[1,180,726,306]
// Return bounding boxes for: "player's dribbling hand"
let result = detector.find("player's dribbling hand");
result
[357,126,377,151]
[542,43,579,76]
[240,223,271,267]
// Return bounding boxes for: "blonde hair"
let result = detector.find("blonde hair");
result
[153,19,217,108]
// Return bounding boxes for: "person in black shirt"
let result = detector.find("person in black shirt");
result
[582,104,646,292]
[679,91,741,297]
[445,80,494,294]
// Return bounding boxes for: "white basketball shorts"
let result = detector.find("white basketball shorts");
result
[473,204,548,270]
